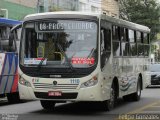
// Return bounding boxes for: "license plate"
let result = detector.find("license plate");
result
[48,91,62,96]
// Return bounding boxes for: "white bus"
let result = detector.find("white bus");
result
[18,12,150,111]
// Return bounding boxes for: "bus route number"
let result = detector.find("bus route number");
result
[70,79,80,84]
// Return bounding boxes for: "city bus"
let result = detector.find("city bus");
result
[0,18,21,103]
[18,12,150,111]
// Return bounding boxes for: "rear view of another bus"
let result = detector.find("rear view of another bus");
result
[0,18,21,103]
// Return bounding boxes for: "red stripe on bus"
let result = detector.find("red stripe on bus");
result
[11,69,19,92]
[0,54,6,85]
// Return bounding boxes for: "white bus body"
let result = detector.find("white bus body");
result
[18,11,150,110]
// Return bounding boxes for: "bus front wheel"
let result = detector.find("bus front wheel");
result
[40,100,56,111]
[132,77,142,101]
[123,76,142,101]
[7,92,20,104]
[103,83,117,111]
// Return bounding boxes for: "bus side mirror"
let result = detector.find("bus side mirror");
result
[9,33,14,47]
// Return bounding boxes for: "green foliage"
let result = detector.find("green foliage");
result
[119,0,160,41]
[151,44,158,53]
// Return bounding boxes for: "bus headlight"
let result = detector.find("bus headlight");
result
[19,76,31,87]
[80,76,98,88]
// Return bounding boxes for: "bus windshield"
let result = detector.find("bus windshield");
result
[20,20,98,69]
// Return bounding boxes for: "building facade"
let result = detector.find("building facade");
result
[0,0,37,20]
[102,0,119,17]
[79,0,119,17]
[0,0,119,20]
[78,0,101,12]
[37,0,119,17]
[37,0,79,12]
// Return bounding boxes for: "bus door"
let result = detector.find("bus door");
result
[100,21,112,93]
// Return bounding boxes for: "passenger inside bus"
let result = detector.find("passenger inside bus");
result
[37,33,63,61]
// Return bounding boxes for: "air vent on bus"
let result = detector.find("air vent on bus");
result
[33,83,78,90]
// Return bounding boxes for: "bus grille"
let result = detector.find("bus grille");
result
[33,83,78,90]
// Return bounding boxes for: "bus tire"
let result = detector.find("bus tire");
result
[7,92,20,104]
[40,100,56,111]
[131,76,141,101]
[123,94,131,101]
[103,82,117,111]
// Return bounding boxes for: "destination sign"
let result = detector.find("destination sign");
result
[36,21,96,31]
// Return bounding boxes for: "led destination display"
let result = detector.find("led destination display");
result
[36,21,96,31]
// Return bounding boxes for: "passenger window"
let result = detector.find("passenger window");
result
[128,30,135,43]
[137,31,144,56]
[128,29,137,56]
[113,42,121,56]
[112,26,120,41]
[130,43,137,56]
[144,45,150,56]
[120,27,127,42]
[100,21,111,69]
[143,33,149,44]
[143,33,150,57]
[137,44,144,56]
[102,28,111,52]
[121,42,129,56]
[121,28,129,56]
[112,26,121,57]
[136,31,142,43]
[0,27,11,52]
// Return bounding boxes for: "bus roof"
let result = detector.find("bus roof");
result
[24,11,150,33]
[24,11,100,19]
[0,18,22,27]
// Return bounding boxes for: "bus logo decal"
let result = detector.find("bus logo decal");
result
[53,81,58,85]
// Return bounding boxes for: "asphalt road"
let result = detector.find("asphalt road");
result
[0,86,160,120]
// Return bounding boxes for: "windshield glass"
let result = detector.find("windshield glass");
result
[20,20,98,68]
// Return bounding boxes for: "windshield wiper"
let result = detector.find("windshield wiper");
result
[37,57,46,70]
[56,42,73,70]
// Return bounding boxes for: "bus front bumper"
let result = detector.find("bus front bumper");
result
[18,83,105,101]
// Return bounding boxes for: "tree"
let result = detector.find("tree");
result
[119,0,160,41]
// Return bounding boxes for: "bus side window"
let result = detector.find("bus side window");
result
[100,27,111,69]
[0,27,11,52]
[112,26,121,57]
[8,32,15,52]
[9,24,22,52]
[137,31,144,56]
[9,30,19,52]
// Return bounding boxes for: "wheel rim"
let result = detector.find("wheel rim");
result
[137,81,141,96]
[109,87,115,108]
